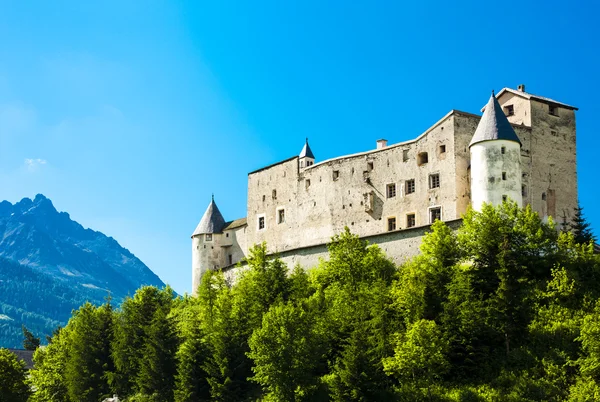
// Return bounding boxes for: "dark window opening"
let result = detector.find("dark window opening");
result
[439,144,446,153]
[407,214,416,228]
[502,172,507,180]
[403,149,409,162]
[272,189,277,199]
[367,162,374,171]
[228,254,233,265]
[406,179,415,194]
[502,195,508,202]
[542,192,547,201]
[258,216,265,230]
[305,179,311,189]
[386,183,396,198]
[501,147,506,154]
[504,105,514,116]
[387,217,396,231]
[278,209,285,224]
[333,170,340,180]
[522,185,527,197]
[430,207,441,223]
[417,152,429,166]
[549,104,558,116]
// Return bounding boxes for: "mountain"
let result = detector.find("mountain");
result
[0,194,165,348]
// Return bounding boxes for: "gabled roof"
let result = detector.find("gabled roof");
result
[223,217,247,231]
[192,198,226,236]
[470,93,522,147]
[299,138,315,159]
[7,349,34,370]
[495,87,578,110]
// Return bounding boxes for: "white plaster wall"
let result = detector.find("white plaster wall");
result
[470,140,522,211]
[191,233,223,295]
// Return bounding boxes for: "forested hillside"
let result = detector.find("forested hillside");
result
[11,202,600,401]
[0,194,165,347]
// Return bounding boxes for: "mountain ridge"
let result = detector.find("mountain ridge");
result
[0,194,166,347]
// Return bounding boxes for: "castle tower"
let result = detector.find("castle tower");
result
[299,138,315,169]
[469,93,523,211]
[192,196,226,295]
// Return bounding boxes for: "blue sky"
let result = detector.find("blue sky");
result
[1,1,598,294]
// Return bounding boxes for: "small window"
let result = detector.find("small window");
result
[258,216,265,230]
[262,195,266,202]
[387,217,396,231]
[386,183,396,198]
[278,209,285,224]
[549,104,558,116]
[405,179,415,194]
[300,161,304,168]
[272,189,277,199]
[417,152,429,166]
[502,195,508,202]
[429,173,440,189]
[307,161,313,166]
[333,170,340,180]
[551,130,558,137]
[305,179,311,189]
[522,185,527,197]
[205,234,212,241]
[504,105,514,116]
[367,162,374,171]
[403,149,409,162]
[228,254,233,265]
[502,172,507,180]
[407,214,416,228]
[439,144,446,153]
[226,233,229,238]
[430,207,441,223]
[542,192,547,201]
[501,146,506,154]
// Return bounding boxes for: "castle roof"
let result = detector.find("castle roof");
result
[192,198,226,236]
[469,93,522,148]
[495,87,578,110]
[299,139,315,159]
[223,217,247,230]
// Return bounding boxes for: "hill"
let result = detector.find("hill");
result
[0,194,165,347]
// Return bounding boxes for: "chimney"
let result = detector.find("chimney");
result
[376,139,388,149]
[517,84,526,92]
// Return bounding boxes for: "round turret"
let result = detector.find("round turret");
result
[191,196,226,295]
[470,94,523,211]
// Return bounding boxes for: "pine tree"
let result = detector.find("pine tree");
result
[570,205,596,244]
[22,325,40,350]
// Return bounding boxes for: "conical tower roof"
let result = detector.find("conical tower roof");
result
[469,93,522,147]
[192,197,226,236]
[299,138,315,159]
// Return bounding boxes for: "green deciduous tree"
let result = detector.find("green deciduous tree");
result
[0,348,30,402]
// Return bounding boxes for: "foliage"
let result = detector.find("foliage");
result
[570,205,596,245]
[23,202,600,400]
[22,325,41,350]
[0,348,30,402]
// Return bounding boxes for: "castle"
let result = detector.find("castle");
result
[191,85,578,292]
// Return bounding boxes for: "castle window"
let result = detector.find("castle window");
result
[429,207,441,223]
[502,195,508,202]
[522,185,527,197]
[258,216,265,230]
[501,147,506,154]
[502,172,507,180]
[403,149,409,162]
[305,179,311,189]
[542,192,547,201]
[272,189,277,199]
[228,254,233,265]
[429,173,440,189]
[226,233,229,238]
[278,209,285,224]
[549,104,559,116]
[367,162,374,171]
[300,161,304,168]
[439,145,446,153]
[387,217,396,231]
[504,105,514,116]
[262,195,266,202]
[333,170,340,180]
[417,152,429,166]
[407,213,416,228]
[386,183,396,198]
[205,234,212,241]
[405,179,415,194]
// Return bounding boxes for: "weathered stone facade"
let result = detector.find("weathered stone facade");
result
[191,85,578,293]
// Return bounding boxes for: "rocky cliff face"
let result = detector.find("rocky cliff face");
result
[0,194,165,347]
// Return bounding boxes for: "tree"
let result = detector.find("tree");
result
[0,348,30,401]
[248,302,323,401]
[22,325,40,350]
[570,205,596,245]
[29,327,70,402]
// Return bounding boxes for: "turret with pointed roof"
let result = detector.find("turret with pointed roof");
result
[192,196,226,237]
[299,138,315,169]
[470,92,522,148]
[469,92,523,211]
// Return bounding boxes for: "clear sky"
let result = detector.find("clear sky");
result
[1,1,598,294]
